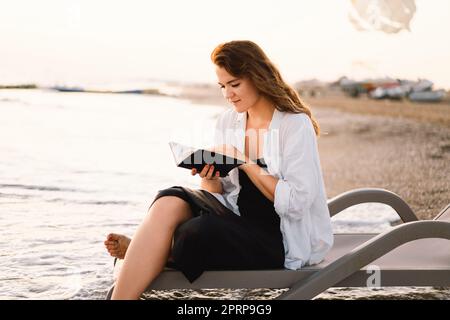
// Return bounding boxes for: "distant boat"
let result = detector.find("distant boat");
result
[51,86,85,92]
[409,90,446,102]
[50,86,161,95]
[115,89,160,95]
[370,85,410,100]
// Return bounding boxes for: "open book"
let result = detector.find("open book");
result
[169,141,245,177]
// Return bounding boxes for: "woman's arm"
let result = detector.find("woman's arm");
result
[214,145,278,201]
[272,115,320,220]
[240,159,278,202]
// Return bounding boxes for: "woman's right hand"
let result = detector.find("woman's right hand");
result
[191,164,220,180]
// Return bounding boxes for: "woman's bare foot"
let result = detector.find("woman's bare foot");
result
[104,233,131,259]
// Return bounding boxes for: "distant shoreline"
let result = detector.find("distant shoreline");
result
[0,84,165,96]
[0,84,37,89]
[305,94,450,128]
[175,84,450,127]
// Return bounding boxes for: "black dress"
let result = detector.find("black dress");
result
[150,158,285,282]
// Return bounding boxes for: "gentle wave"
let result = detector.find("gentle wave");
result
[46,198,133,206]
[0,184,87,193]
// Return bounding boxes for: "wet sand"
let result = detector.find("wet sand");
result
[179,86,450,220]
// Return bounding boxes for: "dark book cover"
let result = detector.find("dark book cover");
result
[169,141,245,177]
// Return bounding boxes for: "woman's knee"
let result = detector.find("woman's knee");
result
[148,196,192,225]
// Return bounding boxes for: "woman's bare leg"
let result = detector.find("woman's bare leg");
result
[111,196,192,300]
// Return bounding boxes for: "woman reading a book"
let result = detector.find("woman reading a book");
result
[104,40,333,299]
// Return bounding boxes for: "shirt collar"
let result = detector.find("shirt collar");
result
[269,108,283,131]
[236,107,283,128]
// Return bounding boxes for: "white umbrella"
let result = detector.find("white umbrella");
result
[349,0,416,34]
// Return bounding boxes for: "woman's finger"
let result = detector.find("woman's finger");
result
[191,168,197,175]
[206,165,215,179]
[199,165,209,178]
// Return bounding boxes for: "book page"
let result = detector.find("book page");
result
[168,141,195,165]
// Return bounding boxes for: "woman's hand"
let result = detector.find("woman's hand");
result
[191,164,220,180]
[194,164,223,194]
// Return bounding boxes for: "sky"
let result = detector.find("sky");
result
[1,0,450,88]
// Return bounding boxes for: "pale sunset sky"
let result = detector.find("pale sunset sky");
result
[1,0,450,88]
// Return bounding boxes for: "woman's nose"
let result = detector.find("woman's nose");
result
[223,86,235,100]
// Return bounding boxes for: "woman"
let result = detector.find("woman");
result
[104,40,333,299]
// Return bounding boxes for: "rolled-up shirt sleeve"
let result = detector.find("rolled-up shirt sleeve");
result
[213,111,235,193]
[274,115,319,221]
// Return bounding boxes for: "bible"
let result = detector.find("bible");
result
[169,141,245,177]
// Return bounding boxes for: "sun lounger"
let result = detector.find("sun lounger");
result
[105,188,450,300]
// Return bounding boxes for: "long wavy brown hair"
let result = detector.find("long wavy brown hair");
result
[211,40,320,136]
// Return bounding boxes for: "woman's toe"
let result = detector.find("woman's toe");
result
[107,242,117,248]
[104,233,130,259]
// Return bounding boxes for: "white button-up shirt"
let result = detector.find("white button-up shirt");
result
[210,108,333,269]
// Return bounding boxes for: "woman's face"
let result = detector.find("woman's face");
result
[215,66,260,113]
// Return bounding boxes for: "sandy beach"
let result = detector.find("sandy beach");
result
[179,85,450,220]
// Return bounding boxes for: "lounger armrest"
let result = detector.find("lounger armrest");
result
[327,188,418,222]
[278,219,450,300]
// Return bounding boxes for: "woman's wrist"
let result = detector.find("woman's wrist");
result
[200,176,222,193]
[240,156,257,172]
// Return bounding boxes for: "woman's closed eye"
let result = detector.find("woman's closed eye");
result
[219,83,241,89]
